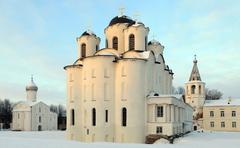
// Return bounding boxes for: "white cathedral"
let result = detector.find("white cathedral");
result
[12,77,57,131]
[64,13,193,143]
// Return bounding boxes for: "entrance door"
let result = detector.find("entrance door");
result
[38,125,42,131]
[194,126,197,131]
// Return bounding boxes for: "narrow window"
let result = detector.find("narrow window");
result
[96,45,99,50]
[210,122,214,127]
[122,107,127,126]
[145,36,148,50]
[220,111,224,117]
[39,107,41,113]
[81,43,86,58]
[105,110,108,123]
[112,36,118,50]
[106,39,108,48]
[92,108,96,126]
[39,116,41,123]
[232,111,236,117]
[18,113,20,119]
[157,106,163,117]
[71,109,75,126]
[199,85,201,94]
[191,85,196,94]
[129,34,135,50]
[221,122,225,128]
[156,126,163,134]
[210,111,214,117]
[232,122,237,128]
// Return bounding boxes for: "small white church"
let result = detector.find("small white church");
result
[12,77,57,131]
[64,12,193,143]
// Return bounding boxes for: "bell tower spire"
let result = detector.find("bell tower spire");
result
[189,54,201,81]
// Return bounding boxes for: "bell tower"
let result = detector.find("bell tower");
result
[185,55,205,118]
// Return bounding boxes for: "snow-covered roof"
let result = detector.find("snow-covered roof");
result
[95,48,121,58]
[147,92,183,100]
[13,101,44,112]
[122,50,151,59]
[204,98,240,107]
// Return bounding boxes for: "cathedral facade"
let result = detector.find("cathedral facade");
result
[12,77,57,131]
[64,14,193,143]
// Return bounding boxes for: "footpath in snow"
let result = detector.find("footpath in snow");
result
[0,130,239,148]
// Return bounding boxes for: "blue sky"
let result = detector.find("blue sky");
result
[0,0,240,105]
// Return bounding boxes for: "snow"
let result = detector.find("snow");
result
[0,130,240,148]
[204,98,240,107]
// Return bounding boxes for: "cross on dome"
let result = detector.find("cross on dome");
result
[194,54,197,63]
[118,7,125,17]
[133,12,140,23]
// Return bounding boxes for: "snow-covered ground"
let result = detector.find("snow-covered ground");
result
[0,130,239,148]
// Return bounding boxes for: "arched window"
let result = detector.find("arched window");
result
[122,107,127,126]
[112,37,118,50]
[96,45,99,50]
[191,85,196,94]
[199,85,202,94]
[145,36,148,50]
[92,108,96,126]
[71,109,75,126]
[81,43,86,58]
[129,34,135,50]
[39,116,41,123]
[106,39,108,48]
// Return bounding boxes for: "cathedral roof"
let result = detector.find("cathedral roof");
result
[189,55,201,81]
[81,30,96,36]
[148,39,161,46]
[26,76,38,91]
[108,15,135,26]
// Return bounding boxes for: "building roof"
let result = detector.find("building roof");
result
[108,15,135,26]
[204,98,240,107]
[189,55,201,81]
[81,30,96,36]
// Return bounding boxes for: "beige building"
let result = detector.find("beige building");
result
[64,13,193,143]
[12,77,57,131]
[203,98,240,132]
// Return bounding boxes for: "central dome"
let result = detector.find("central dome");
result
[108,15,135,26]
[26,77,38,91]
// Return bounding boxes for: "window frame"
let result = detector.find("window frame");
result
[220,111,225,117]
[112,36,118,50]
[210,111,214,117]
[157,106,164,117]
[129,34,135,50]
[92,108,96,126]
[122,107,127,127]
[156,126,163,134]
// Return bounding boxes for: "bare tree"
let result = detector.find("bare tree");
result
[173,86,185,95]
[205,88,223,100]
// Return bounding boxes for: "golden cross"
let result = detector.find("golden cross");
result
[119,7,125,17]
[152,33,156,40]
[133,12,140,22]
[86,20,92,32]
